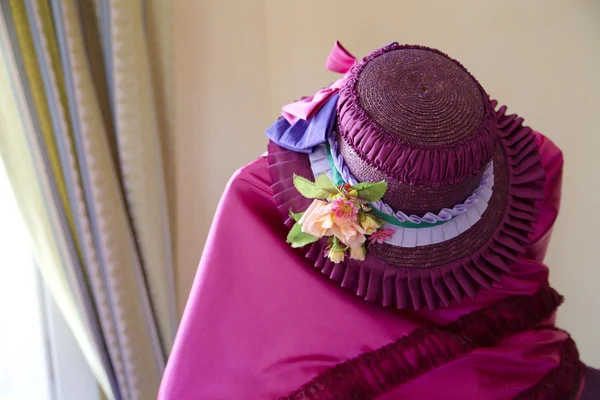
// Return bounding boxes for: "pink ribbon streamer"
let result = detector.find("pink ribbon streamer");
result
[281,41,357,125]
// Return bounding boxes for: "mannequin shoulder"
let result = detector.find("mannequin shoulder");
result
[225,155,273,196]
[533,131,564,171]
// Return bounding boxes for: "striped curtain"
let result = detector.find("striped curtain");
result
[0,1,175,399]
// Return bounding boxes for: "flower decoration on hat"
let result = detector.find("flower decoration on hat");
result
[287,173,388,263]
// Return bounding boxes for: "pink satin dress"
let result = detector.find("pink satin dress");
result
[158,133,594,399]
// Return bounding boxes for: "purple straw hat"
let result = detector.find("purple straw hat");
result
[266,42,546,310]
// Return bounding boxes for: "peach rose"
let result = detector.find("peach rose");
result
[299,200,335,237]
[330,217,367,249]
[299,199,367,251]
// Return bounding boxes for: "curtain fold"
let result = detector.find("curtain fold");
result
[0,1,175,399]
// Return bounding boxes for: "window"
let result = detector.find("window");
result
[0,158,99,400]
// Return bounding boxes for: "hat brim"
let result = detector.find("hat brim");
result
[267,101,546,310]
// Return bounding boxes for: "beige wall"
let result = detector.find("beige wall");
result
[175,0,600,366]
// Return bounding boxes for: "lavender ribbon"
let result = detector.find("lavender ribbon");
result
[265,94,339,154]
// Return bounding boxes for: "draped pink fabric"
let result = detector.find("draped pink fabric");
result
[158,133,578,399]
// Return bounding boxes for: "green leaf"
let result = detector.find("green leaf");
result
[293,174,330,199]
[286,222,319,248]
[353,181,386,191]
[354,181,388,202]
[315,174,338,194]
[289,210,304,222]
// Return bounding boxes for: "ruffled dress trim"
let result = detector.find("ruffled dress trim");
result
[280,285,569,400]
[514,334,583,400]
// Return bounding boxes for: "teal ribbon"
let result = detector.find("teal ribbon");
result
[324,143,452,229]
[326,142,345,187]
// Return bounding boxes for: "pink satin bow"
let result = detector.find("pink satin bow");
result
[281,41,357,125]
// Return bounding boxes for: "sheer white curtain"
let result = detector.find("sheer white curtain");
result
[0,155,99,400]
[0,158,51,400]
